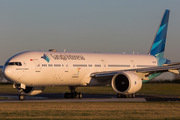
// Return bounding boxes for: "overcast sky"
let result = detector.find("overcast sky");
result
[0,0,180,66]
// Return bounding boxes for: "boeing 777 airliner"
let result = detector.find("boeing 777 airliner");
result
[2,9,180,100]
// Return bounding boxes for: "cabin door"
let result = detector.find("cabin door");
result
[130,60,136,68]
[63,60,69,73]
[101,60,106,71]
[33,59,41,72]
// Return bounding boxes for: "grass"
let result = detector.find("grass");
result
[1,83,180,119]
[45,83,180,95]
[0,83,180,95]
[0,102,180,120]
[44,85,116,94]
[0,97,14,99]
[138,83,180,95]
[0,84,16,93]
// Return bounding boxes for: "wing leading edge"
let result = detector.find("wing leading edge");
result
[90,63,180,83]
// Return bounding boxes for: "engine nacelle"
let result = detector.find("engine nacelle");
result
[18,86,45,95]
[111,71,142,94]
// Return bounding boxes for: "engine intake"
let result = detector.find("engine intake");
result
[111,71,142,94]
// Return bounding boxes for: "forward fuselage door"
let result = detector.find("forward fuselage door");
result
[33,59,41,72]
[130,60,136,68]
[64,60,69,73]
[101,60,106,71]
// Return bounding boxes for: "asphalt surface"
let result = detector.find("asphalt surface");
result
[0,93,180,102]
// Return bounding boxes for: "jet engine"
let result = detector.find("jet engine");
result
[111,71,142,94]
[17,86,45,95]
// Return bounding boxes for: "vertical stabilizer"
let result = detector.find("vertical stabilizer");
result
[144,10,170,83]
[149,9,170,58]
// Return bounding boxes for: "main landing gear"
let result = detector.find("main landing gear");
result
[18,88,26,100]
[64,86,82,98]
[117,93,135,98]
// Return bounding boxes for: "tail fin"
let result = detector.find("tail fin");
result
[149,9,170,58]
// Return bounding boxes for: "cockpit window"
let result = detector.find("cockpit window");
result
[9,62,15,65]
[5,62,22,66]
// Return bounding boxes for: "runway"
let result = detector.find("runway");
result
[0,93,180,102]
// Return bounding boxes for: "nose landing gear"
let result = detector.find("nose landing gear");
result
[19,94,25,100]
[18,88,26,100]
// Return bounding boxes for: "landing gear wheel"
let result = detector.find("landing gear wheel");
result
[78,93,82,98]
[64,92,82,98]
[125,94,129,98]
[117,93,127,98]
[117,93,135,98]
[132,93,135,98]
[76,93,82,98]
[117,93,122,98]
[64,93,71,98]
[64,86,82,99]
[19,94,25,100]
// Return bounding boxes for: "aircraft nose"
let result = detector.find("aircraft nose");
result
[3,67,13,80]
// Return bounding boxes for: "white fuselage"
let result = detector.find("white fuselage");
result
[3,51,158,86]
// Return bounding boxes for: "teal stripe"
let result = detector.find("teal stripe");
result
[142,73,162,83]
[151,39,163,50]
[157,24,166,35]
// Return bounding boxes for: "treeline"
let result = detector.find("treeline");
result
[147,79,180,83]
[0,82,12,85]
[0,69,9,83]
[0,69,3,80]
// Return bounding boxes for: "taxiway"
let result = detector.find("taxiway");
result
[0,93,180,102]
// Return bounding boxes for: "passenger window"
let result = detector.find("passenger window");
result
[42,64,47,67]
[48,64,53,67]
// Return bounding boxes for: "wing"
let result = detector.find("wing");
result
[90,63,180,83]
